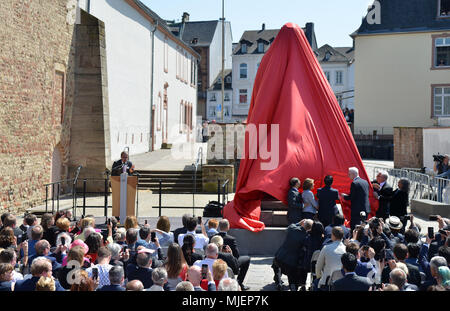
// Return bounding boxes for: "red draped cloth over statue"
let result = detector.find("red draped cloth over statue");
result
[223,23,378,232]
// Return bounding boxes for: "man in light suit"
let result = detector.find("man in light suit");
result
[317,175,340,228]
[332,252,371,291]
[315,226,346,290]
[342,167,371,230]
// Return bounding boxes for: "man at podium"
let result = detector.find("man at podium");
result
[111,151,135,176]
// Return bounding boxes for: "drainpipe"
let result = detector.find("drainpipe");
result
[149,20,158,152]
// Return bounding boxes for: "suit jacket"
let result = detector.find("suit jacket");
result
[0,281,12,291]
[126,264,154,289]
[216,232,240,259]
[15,276,66,291]
[96,284,126,291]
[324,224,350,242]
[218,252,239,275]
[111,160,133,176]
[344,177,370,216]
[28,254,62,275]
[381,262,422,288]
[173,227,188,246]
[388,189,409,218]
[317,186,339,225]
[332,273,371,291]
[316,241,346,287]
[287,187,303,224]
[275,223,309,268]
[375,182,393,218]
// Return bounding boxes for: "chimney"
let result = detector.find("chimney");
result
[262,23,265,31]
[182,12,190,23]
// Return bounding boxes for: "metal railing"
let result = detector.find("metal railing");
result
[366,165,449,203]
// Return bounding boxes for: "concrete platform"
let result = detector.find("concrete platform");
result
[411,199,450,219]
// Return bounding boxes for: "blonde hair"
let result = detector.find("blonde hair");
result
[212,259,228,281]
[302,178,314,191]
[80,217,95,231]
[35,276,55,291]
[124,216,139,230]
[210,235,224,250]
[56,217,70,231]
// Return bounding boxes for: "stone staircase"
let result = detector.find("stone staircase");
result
[136,170,203,194]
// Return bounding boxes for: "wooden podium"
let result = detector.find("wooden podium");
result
[111,175,137,220]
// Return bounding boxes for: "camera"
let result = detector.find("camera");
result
[151,231,156,242]
[405,215,411,221]
[433,154,445,163]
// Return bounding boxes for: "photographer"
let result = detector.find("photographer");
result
[434,154,449,175]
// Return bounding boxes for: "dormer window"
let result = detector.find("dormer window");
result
[439,0,450,17]
[324,52,332,61]
[241,44,247,53]
[226,76,231,83]
[258,42,264,53]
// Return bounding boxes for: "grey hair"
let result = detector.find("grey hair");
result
[218,278,239,291]
[107,243,122,259]
[175,281,194,291]
[430,256,448,271]
[218,219,230,232]
[83,227,96,239]
[389,268,407,288]
[109,265,124,285]
[205,243,219,258]
[151,267,168,286]
[378,170,389,180]
[348,167,359,176]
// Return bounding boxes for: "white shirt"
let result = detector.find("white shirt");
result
[178,231,209,249]
[193,258,228,279]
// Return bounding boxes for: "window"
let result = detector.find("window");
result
[336,94,343,107]
[324,52,331,61]
[209,106,216,117]
[226,76,231,83]
[239,89,248,104]
[240,63,248,79]
[241,44,247,53]
[324,71,331,83]
[435,37,450,67]
[210,93,216,101]
[224,93,230,101]
[190,59,194,84]
[224,106,230,117]
[258,42,264,53]
[164,38,168,72]
[335,71,343,85]
[434,86,450,116]
[157,93,162,131]
[440,0,450,17]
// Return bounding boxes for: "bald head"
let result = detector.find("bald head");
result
[126,280,144,291]
[187,266,202,287]
[205,243,219,259]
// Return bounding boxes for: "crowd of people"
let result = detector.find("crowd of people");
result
[0,211,250,291]
[274,167,450,291]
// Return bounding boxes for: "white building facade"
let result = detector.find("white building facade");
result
[317,45,355,110]
[78,0,199,160]
[206,70,233,122]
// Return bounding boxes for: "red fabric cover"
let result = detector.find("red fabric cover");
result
[223,23,377,232]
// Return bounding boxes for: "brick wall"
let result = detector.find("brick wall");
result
[394,127,423,168]
[0,0,76,212]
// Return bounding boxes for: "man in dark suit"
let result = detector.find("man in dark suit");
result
[287,177,303,224]
[210,235,239,278]
[15,257,65,291]
[317,175,340,227]
[332,252,371,291]
[126,250,154,289]
[97,266,126,291]
[111,151,135,176]
[27,240,63,276]
[372,171,393,220]
[173,214,191,244]
[342,167,370,230]
[216,219,250,290]
[272,219,313,291]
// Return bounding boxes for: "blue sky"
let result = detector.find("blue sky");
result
[141,0,373,47]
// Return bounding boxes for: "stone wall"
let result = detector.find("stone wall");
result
[0,0,76,212]
[394,127,423,168]
[69,10,110,191]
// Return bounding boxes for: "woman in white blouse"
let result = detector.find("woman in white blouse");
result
[301,178,318,220]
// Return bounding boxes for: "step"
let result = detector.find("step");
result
[136,170,200,175]
[260,200,287,211]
